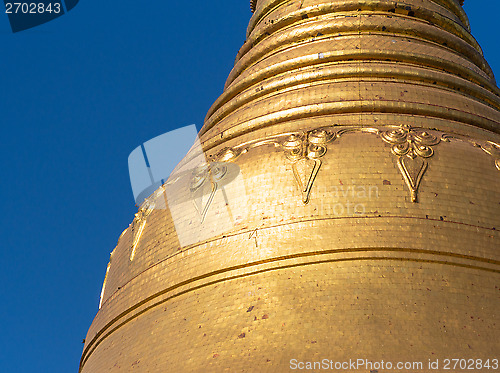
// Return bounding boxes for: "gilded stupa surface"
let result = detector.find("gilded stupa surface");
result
[80,0,500,372]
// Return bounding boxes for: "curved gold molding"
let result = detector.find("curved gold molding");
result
[227,46,497,101]
[244,0,477,62]
[233,14,492,87]
[80,244,500,371]
[250,0,470,33]
[201,48,500,138]
[201,101,500,158]
[99,212,499,319]
[206,64,500,132]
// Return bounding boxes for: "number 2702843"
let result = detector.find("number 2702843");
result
[5,3,61,14]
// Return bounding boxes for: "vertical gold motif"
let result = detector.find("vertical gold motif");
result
[99,260,111,309]
[283,129,332,204]
[190,163,229,222]
[130,202,155,261]
[380,125,440,202]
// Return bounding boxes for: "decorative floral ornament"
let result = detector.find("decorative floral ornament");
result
[282,129,334,204]
[380,125,440,202]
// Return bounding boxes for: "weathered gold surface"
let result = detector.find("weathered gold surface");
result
[81,0,500,372]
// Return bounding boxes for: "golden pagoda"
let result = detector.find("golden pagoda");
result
[80,0,500,372]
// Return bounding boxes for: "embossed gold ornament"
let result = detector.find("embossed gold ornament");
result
[380,125,440,202]
[282,129,334,204]
[130,202,155,261]
[189,162,234,223]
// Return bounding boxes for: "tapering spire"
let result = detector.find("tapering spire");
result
[201,0,500,151]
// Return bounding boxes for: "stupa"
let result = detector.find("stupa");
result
[80,0,500,371]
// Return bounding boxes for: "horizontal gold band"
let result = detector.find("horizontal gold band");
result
[202,49,500,139]
[206,64,500,132]
[232,14,493,87]
[81,243,500,370]
[250,0,470,36]
[243,0,477,64]
[202,99,499,153]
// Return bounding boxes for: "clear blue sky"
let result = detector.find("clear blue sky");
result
[0,1,498,372]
